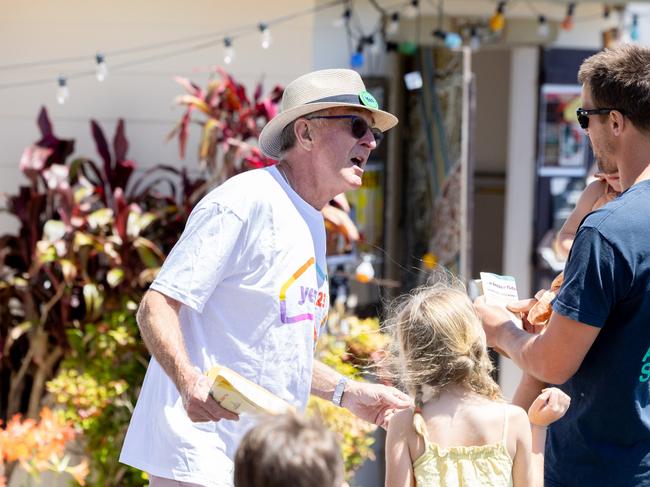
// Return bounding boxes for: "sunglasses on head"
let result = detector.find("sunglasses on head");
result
[305,114,384,146]
[576,107,620,129]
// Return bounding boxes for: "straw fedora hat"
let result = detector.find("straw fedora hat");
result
[259,69,398,159]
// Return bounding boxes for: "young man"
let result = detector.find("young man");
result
[475,45,650,486]
[119,69,411,486]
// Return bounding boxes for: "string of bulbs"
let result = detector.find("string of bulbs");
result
[337,0,643,64]
[0,0,644,103]
[0,0,346,98]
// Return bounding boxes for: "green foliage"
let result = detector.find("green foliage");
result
[0,107,202,486]
[47,307,148,486]
[0,69,380,486]
[309,314,390,480]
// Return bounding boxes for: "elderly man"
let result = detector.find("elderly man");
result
[476,45,650,486]
[119,69,411,486]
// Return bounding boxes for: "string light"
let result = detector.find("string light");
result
[538,15,550,39]
[355,254,375,283]
[387,12,400,35]
[95,52,108,82]
[489,1,507,33]
[223,36,235,64]
[562,3,576,31]
[432,29,461,50]
[469,27,481,51]
[350,40,365,68]
[603,5,611,19]
[404,0,419,19]
[0,0,347,92]
[333,7,351,28]
[258,23,272,49]
[56,76,69,104]
[366,34,381,55]
[4,0,650,96]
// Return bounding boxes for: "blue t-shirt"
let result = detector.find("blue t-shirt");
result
[546,180,650,487]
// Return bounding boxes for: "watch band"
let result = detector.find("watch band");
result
[332,376,348,407]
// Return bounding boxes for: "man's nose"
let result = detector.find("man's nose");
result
[360,128,376,148]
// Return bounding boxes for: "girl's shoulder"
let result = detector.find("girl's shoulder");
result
[388,405,418,434]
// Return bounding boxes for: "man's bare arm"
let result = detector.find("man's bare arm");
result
[499,312,600,384]
[475,297,600,384]
[137,289,238,422]
[311,361,411,429]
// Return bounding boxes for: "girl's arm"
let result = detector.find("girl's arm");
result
[530,424,548,487]
[554,179,607,259]
[527,388,571,487]
[385,408,416,487]
[510,406,534,487]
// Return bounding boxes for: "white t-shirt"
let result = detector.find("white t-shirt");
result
[119,166,329,486]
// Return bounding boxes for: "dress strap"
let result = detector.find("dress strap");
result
[413,407,430,447]
[501,404,509,446]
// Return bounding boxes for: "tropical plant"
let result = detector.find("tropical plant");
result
[0,407,88,486]
[168,67,280,184]
[170,68,360,250]
[0,107,205,485]
[310,312,391,481]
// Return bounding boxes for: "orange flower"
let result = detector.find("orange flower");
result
[66,458,90,486]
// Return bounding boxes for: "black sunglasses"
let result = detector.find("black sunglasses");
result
[576,107,619,129]
[305,115,384,146]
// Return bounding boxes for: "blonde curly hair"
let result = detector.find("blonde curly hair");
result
[384,276,502,438]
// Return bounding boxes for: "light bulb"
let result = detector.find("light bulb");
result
[489,1,506,32]
[56,76,69,104]
[489,13,505,32]
[223,37,234,64]
[350,49,365,69]
[355,255,375,283]
[562,3,576,31]
[444,32,462,49]
[404,0,419,19]
[95,52,108,82]
[538,15,550,38]
[387,12,400,35]
[470,28,481,51]
[259,23,272,49]
[333,8,351,28]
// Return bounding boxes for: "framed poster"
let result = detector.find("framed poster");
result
[537,84,591,177]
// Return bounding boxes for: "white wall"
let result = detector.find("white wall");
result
[0,0,321,232]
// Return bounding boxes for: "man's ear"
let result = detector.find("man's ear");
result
[294,119,314,151]
[610,110,625,136]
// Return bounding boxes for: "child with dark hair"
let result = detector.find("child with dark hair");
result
[234,411,343,487]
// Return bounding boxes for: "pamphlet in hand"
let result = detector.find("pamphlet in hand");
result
[477,272,523,329]
[206,365,294,416]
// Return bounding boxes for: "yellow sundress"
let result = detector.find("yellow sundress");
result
[413,405,513,486]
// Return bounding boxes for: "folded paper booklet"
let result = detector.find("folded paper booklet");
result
[477,272,523,329]
[206,365,294,416]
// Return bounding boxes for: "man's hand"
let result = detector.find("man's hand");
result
[341,381,412,429]
[507,298,544,334]
[473,295,520,348]
[181,373,239,423]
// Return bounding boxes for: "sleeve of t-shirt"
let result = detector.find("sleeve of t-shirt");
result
[150,202,245,313]
[553,225,628,328]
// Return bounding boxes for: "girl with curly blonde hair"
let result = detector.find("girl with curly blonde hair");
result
[384,280,569,487]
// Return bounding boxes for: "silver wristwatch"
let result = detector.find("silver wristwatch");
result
[332,375,348,407]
